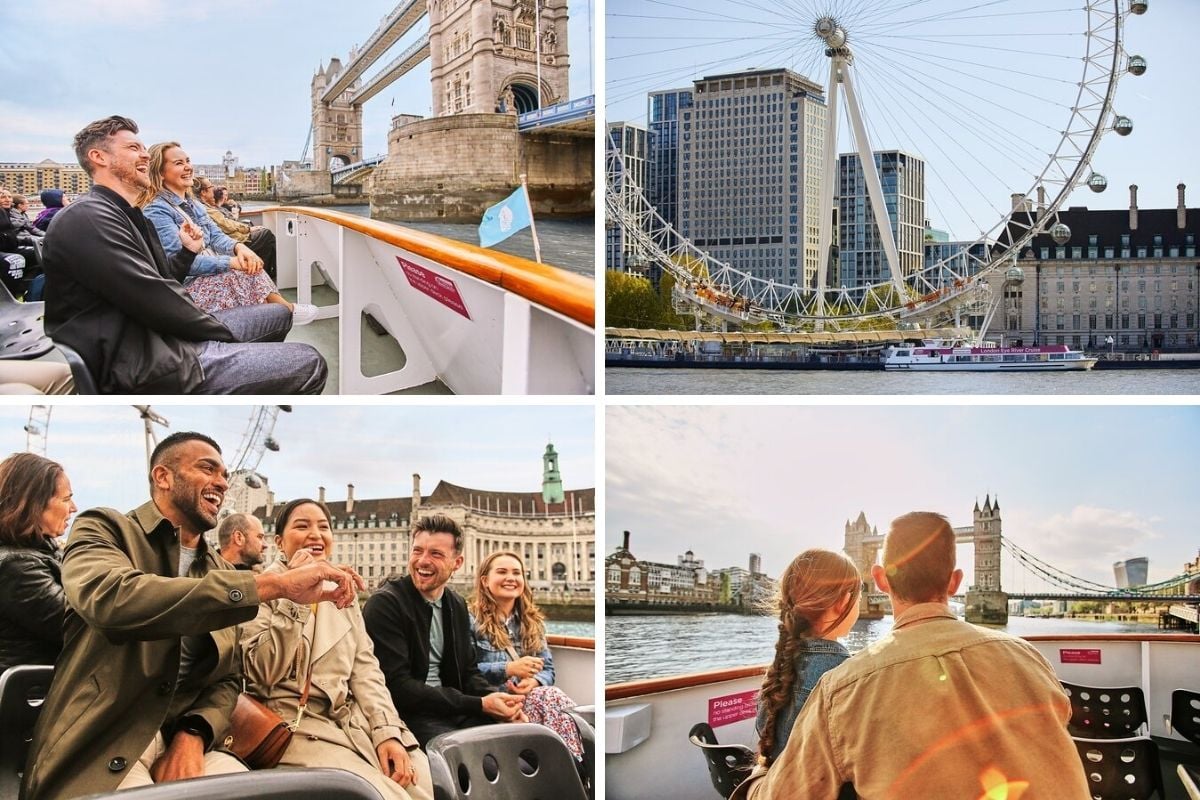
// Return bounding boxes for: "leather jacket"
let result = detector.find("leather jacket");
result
[0,536,65,672]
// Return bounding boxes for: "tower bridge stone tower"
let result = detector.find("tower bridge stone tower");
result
[429,0,569,116]
[844,501,1009,625]
[311,58,364,173]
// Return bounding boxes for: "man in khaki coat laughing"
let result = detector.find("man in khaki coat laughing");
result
[22,432,363,800]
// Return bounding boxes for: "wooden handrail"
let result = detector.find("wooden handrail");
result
[548,635,595,650]
[256,205,595,327]
[606,634,1200,701]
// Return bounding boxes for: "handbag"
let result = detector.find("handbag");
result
[225,603,319,769]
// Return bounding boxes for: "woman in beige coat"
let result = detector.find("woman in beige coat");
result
[241,498,432,800]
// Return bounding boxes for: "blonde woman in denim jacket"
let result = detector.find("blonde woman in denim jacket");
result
[469,550,584,759]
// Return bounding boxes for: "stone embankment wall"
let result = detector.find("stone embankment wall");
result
[370,113,592,223]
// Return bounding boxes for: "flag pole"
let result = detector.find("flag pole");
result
[519,172,542,263]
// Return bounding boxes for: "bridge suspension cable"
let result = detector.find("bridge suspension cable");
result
[1001,537,1194,596]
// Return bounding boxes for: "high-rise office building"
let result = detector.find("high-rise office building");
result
[606,120,649,273]
[837,150,926,288]
[647,88,693,232]
[678,69,826,287]
[1113,557,1149,588]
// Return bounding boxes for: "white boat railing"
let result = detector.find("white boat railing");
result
[251,206,595,395]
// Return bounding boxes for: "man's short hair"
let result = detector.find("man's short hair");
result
[149,431,222,473]
[882,511,957,603]
[73,115,139,176]
[413,514,463,553]
[217,512,255,549]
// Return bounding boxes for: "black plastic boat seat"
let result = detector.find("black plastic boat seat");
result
[78,768,385,800]
[53,341,98,394]
[1170,689,1200,747]
[567,707,597,800]
[426,722,588,800]
[688,722,755,799]
[0,280,53,361]
[0,664,54,798]
[1074,736,1165,800]
[1062,682,1149,739]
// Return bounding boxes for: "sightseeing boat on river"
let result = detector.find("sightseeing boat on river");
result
[0,635,595,800]
[882,340,1097,371]
[605,632,1200,800]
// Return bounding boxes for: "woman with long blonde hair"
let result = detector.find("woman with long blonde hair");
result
[139,142,316,323]
[756,548,862,764]
[469,550,584,759]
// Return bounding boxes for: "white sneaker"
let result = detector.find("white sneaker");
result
[292,303,319,325]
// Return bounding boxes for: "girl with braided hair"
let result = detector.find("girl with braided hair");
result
[755,549,863,764]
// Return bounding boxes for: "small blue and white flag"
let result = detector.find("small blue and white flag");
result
[479,185,533,247]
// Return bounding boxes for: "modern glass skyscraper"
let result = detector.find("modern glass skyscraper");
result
[837,150,926,288]
[606,120,649,273]
[647,88,693,232]
[678,69,826,287]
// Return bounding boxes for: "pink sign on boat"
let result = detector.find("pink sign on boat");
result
[397,256,471,320]
[1060,648,1102,664]
[708,690,759,728]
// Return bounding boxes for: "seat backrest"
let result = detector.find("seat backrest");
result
[688,722,756,799]
[1061,682,1148,738]
[0,295,53,361]
[1074,737,1165,800]
[1172,689,1200,746]
[567,707,596,800]
[426,722,588,800]
[53,341,98,394]
[80,768,384,800]
[0,664,54,798]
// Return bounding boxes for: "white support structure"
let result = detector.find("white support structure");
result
[814,55,841,330]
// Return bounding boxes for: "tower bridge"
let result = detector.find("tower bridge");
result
[844,499,1200,626]
[290,0,593,223]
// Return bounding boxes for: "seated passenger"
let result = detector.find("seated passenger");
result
[0,215,26,298]
[32,189,67,232]
[195,181,277,280]
[0,188,40,273]
[469,550,584,759]
[0,452,76,674]
[219,189,242,219]
[755,549,861,764]
[8,193,46,240]
[241,499,432,800]
[140,142,315,323]
[43,115,327,394]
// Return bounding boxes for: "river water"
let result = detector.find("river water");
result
[606,367,1200,395]
[252,203,594,277]
[604,613,1159,683]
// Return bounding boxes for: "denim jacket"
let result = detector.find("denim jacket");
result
[469,611,555,689]
[755,637,850,761]
[143,191,237,277]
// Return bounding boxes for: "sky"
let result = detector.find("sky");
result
[0,403,594,522]
[0,0,595,168]
[606,405,1200,592]
[606,0,1199,244]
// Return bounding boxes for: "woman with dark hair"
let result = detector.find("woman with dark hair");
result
[469,550,584,759]
[240,499,431,800]
[756,548,862,764]
[140,142,315,324]
[0,452,76,673]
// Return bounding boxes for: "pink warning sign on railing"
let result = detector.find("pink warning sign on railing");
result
[1059,648,1102,665]
[397,256,472,320]
[708,690,759,728]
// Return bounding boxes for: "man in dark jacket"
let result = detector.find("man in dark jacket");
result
[364,514,525,746]
[22,431,364,800]
[41,115,327,394]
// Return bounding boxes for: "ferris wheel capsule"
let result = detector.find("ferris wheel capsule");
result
[1087,173,1108,193]
[1006,266,1025,282]
[1130,0,1148,14]
[1050,223,1072,245]
[1114,116,1134,136]
[1127,55,1147,75]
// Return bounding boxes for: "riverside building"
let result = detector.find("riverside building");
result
[837,150,926,287]
[678,68,827,287]
[987,185,1199,351]
[606,531,720,606]
[606,120,649,273]
[647,88,694,235]
[0,159,91,196]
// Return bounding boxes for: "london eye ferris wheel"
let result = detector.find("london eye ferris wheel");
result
[606,0,1150,331]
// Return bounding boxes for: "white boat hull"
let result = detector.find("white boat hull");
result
[885,359,1097,372]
